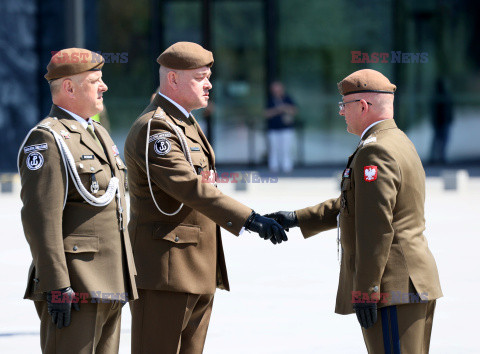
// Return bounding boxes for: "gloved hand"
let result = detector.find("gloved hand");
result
[244,211,288,244]
[263,211,298,231]
[353,302,377,329]
[47,287,80,329]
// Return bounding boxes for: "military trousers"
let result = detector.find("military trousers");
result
[131,289,214,354]
[361,300,436,354]
[35,299,123,354]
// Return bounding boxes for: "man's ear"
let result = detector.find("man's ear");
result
[360,99,369,113]
[62,79,75,98]
[167,71,178,89]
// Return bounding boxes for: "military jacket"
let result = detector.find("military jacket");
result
[19,105,137,302]
[124,94,252,295]
[296,119,442,314]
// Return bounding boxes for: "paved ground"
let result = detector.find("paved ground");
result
[1,173,479,353]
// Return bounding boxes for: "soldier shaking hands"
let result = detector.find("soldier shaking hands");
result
[267,69,442,353]
[124,42,287,354]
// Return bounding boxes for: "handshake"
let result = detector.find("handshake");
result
[244,210,298,245]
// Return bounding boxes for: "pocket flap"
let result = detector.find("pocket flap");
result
[76,160,102,174]
[64,235,99,253]
[190,153,207,168]
[153,223,200,244]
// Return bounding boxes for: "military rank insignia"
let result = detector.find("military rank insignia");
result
[364,165,378,182]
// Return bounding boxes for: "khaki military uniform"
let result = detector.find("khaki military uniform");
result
[19,105,137,354]
[296,119,442,353]
[124,94,252,353]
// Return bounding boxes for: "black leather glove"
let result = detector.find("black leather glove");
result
[47,287,80,329]
[353,302,377,329]
[263,211,298,231]
[244,211,288,244]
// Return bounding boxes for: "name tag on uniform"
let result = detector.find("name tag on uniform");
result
[81,155,94,160]
[190,147,200,151]
[343,168,351,178]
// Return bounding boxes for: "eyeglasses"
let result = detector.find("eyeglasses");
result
[338,99,372,110]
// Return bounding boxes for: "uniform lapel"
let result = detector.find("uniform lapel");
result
[94,124,117,172]
[153,95,210,155]
[50,105,110,163]
[192,114,216,166]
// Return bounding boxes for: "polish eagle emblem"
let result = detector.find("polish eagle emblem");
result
[364,165,378,182]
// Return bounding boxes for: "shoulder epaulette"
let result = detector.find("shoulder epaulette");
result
[153,107,167,120]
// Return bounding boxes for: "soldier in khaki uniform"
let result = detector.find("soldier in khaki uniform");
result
[124,42,287,354]
[18,48,137,353]
[267,69,442,353]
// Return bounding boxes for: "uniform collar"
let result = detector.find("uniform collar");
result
[361,120,384,139]
[361,119,397,139]
[57,106,94,130]
[157,92,189,119]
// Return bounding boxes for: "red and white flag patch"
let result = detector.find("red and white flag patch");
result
[364,166,378,182]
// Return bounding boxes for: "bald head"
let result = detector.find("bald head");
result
[339,91,394,136]
[355,92,394,120]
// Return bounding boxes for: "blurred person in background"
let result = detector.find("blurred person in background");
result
[264,80,297,173]
[267,69,442,353]
[18,48,137,353]
[429,78,454,165]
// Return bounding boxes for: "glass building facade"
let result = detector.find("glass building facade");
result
[1,0,479,170]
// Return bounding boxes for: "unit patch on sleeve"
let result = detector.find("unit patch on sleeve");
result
[26,152,45,170]
[153,139,172,155]
[364,165,378,182]
[24,143,48,154]
[149,131,172,143]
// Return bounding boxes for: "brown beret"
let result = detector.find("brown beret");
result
[338,69,396,96]
[45,48,104,81]
[157,42,213,70]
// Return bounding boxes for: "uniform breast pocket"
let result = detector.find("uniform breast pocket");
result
[189,149,208,176]
[341,178,355,216]
[75,159,109,194]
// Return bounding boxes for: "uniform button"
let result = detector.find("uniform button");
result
[373,286,379,292]
[226,221,233,227]
[73,245,78,251]
[33,278,39,283]
[90,166,95,171]
[79,163,84,169]
[174,236,179,242]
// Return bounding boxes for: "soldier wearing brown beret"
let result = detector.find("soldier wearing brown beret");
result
[267,69,442,353]
[124,41,287,353]
[18,48,137,353]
